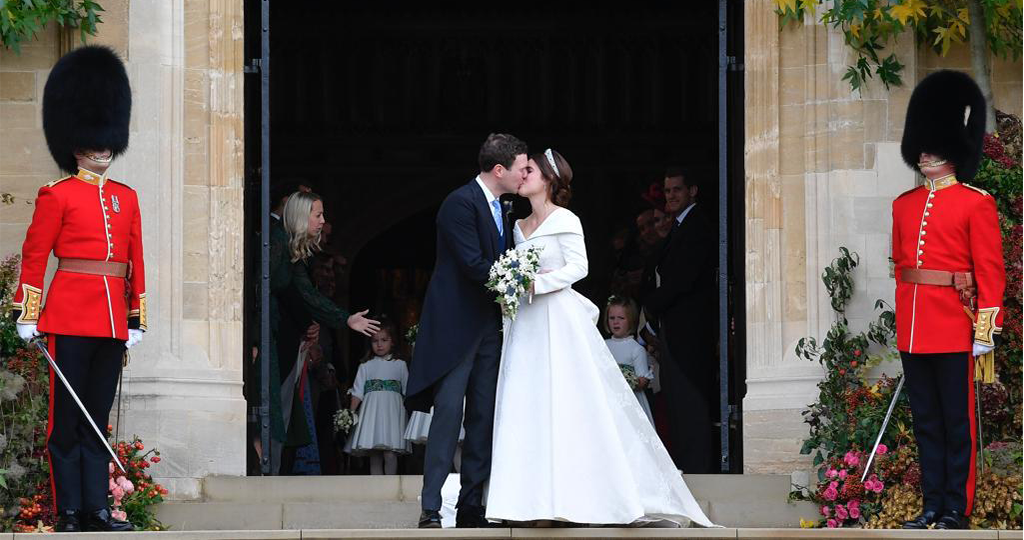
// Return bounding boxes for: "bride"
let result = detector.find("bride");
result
[485,149,715,527]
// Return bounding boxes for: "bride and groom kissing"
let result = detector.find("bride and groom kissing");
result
[406,133,713,529]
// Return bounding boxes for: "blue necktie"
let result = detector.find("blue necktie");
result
[491,199,504,239]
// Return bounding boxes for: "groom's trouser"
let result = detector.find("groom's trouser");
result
[421,331,500,512]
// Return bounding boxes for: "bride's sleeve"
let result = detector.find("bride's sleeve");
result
[533,232,588,295]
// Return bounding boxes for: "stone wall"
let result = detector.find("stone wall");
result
[0,0,246,498]
[742,0,1023,474]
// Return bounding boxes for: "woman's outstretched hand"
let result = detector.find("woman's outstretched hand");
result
[347,309,381,336]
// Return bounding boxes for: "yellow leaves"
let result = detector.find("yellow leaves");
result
[933,23,965,56]
[890,0,928,26]
[850,22,862,37]
[800,518,819,528]
[775,0,799,13]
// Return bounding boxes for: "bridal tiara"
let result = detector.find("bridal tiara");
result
[544,148,560,178]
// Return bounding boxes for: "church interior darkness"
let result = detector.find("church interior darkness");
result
[243,1,746,474]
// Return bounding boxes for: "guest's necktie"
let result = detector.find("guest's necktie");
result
[491,199,504,238]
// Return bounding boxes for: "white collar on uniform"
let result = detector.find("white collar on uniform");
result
[676,203,697,225]
[475,176,499,205]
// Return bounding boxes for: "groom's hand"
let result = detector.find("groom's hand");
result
[347,309,381,337]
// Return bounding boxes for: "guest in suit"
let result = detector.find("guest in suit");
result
[406,133,528,528]
[641,167,717,473]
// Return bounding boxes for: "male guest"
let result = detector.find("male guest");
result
[642,167,717,473]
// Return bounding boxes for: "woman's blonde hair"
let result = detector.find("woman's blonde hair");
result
[282,191,322,262]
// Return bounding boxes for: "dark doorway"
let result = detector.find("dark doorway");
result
[244,1,745,475]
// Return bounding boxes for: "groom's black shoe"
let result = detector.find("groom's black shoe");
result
[418,510,442,529]
[456,505,496,528]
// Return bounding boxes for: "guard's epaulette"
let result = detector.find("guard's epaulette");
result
[963,184,991,197]
[105,178,135,191]
[895,185,921,201]
[43,175,73,188]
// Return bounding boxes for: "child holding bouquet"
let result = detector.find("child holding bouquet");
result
[344,316,411,474]
[604,296,654,425]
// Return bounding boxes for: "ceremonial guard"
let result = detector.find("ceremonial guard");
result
[893,70,1005,530]
[11,46,143,533]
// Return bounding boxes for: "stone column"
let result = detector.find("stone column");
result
[96,0,246,499]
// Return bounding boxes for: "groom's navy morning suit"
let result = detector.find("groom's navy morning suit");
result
[407,178,511,513]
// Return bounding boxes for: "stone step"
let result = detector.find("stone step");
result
[7,526,1020,539]
[156,474,824,530]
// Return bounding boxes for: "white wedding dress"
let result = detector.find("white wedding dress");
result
[485,207,714,527]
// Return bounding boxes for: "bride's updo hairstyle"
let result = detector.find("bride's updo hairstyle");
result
[531,148,573,207]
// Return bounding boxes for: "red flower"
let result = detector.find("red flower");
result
[151,456,161,463]
[853,350,862,357]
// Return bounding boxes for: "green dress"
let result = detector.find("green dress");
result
[264,221,350,445]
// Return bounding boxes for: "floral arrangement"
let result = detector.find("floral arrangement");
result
[404,324,418,346]
[333,409,358,435]
[110,436,166,530]
[486,246,543,321]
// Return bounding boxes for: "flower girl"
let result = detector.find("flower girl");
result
[344,316,411,474]
[604,296,655,425]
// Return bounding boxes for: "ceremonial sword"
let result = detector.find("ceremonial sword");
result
[861,374,905,482]
[34,340,127,473]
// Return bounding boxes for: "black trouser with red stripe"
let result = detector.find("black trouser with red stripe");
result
[47,335,124,512]
[900,351,976,516]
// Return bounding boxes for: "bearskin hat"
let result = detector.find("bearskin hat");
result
[900,70,986,180]
[42,46,132,174]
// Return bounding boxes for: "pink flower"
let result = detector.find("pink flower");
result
[843,451,860,467]
[835,505,849,520]
[826,468,838,479]
[111,509,128,522]
[827,519,839,528]
[849,505,861,519]
[111,486,124,500]
[109,478,117,492]
[109,462,115,474]
[117,477,135,494]
[823,486,838,501]
[821,505,831,517]
[876,444,888,455]
[838,470,848,480]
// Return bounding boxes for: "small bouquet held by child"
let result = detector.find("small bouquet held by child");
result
[486,246,543,321]
[333,408,359,435]
[618,364,640,391]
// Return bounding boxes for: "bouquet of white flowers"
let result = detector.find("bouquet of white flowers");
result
[333,408,358,434]
[486,246,544,321]
[619,364,640,391]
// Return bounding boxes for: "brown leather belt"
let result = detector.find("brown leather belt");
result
[901,269,976,305]
[57,258,128,278]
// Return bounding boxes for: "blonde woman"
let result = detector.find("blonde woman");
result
[272,190,379,474]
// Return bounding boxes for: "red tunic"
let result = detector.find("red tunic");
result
[12,169,146,340]
[891,181,1005,354]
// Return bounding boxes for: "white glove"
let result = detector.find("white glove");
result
[125,329,144,350]
[972,341,994,357]
[16,323,40,342]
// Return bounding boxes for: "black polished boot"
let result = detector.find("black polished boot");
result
[418,509,442,528]
[54,509,82,533]
[903,509,939,529]
[82,508,134,532]
[935,510,969,530]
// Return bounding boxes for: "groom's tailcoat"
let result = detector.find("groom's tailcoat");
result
[406,180,509,412]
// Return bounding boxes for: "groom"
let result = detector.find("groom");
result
[406,133,528,528]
